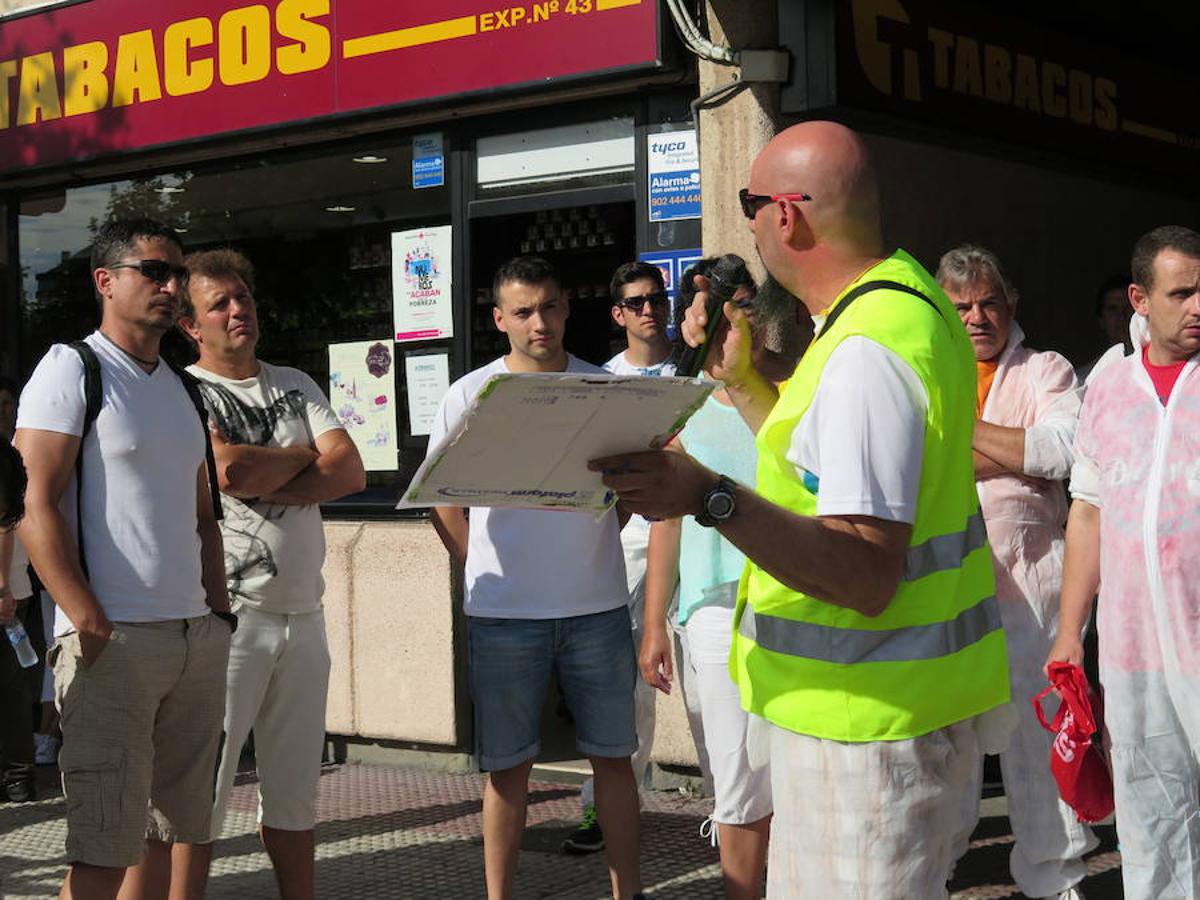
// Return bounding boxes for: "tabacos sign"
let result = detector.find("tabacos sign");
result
[0,0,660,172]
[2,0,330,124]
[850,0,1118,132]
[832,0,1197,176]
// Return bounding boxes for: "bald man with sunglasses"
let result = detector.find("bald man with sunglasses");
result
[593,122,1013,898]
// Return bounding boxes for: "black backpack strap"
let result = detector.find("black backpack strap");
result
[817,279,945,343]
[166,359,224,522]
[67,341,103,577]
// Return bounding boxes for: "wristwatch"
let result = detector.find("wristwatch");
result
[213,610,239,634]
[696,475,738,528]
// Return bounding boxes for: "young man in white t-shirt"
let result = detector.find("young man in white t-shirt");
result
[564,262,676,855]
[15,219,234,900]
[173,249,365,898]
[429,257,644,900]
[604,261,674,378]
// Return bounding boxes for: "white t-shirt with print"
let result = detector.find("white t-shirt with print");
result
[18,332,209,636]
[786,336,927,523]
[427,355,628,620]
[602,350,676,596]
[188,361,343,615]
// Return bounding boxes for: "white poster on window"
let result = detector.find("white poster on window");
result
[404,351,451,437]
[328,339,399,471]
[392,226,453,343]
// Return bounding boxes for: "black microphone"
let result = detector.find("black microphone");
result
[675,254,750,378]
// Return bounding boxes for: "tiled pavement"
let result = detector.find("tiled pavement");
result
[1,762,1123,898]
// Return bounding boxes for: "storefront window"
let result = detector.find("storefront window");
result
[18,138,453,515]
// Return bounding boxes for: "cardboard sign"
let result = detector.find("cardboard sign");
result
[399,373,715,514]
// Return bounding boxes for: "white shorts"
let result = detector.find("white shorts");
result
[211,605,331,837]
[767,718,982,899]
[683,606,771,825]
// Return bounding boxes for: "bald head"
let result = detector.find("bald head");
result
[751,121,883,256]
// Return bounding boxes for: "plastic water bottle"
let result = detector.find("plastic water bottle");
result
[5,621,38,668]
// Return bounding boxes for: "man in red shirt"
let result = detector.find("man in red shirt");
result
[1048,225,1200,899]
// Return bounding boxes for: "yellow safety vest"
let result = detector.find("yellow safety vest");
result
[731,250,1010,742]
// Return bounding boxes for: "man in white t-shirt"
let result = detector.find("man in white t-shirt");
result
[429,257,644,900]
[173,248,365,898]
[604,261,675,379]
[15,219,234,900]
[564,261,676,855]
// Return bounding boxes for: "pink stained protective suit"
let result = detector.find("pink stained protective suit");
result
[1071,315,1200,900]
[969,323,1098,897]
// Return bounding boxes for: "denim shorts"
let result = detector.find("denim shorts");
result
[467,606,638,771]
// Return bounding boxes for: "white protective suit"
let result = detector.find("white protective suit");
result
[1082,312,1148,387]
[1071,313,1200,900]
[969,323,1099,897]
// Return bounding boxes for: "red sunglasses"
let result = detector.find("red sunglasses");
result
[738,188,813,219]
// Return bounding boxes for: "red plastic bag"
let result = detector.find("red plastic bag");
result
[1032,661,1115,824]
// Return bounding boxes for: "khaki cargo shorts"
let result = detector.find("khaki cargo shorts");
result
[51,614,231,868]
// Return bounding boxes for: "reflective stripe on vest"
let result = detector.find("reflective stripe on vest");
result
[698,580,739,610]
[733,253,1011,741]
[904,511,988,582]
[738,593,1002,665]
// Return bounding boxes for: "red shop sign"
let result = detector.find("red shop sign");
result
[0,0,661,172]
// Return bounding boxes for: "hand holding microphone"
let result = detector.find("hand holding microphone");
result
[676,254,755,385]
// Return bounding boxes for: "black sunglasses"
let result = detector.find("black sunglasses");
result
[738,188,814,219]
[107,259,190,288]
[615,291,668,311]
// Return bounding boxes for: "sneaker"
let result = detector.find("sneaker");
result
[1057,889,1085,900]
[562,805,604,854]
[3,778,36,803]
[699,815,719,848]
[34,733,60,766]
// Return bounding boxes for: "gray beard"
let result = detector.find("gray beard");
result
[753,273,797,326]
[753,274,813,361]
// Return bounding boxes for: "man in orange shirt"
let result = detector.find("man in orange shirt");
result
[938,245,1093,900]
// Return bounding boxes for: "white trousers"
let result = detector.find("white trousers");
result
[767,720,981,899]
[210,605,331,837]
[959,614,1098,897]
[683,606,771,824]
[1104,669,1200,900]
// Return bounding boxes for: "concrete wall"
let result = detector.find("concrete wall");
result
[322,518,707,769]
[323,521,460,746]
[699,0,781,278]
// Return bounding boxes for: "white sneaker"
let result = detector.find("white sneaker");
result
[34,733,60,765]
[1056,888,1085,900]
[699,815,719,848]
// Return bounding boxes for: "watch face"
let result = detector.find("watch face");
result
[707,492,735,520]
